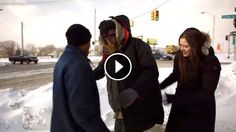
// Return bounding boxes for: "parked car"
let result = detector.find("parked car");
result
[152,50,173,61]
[8,55,38,64]
[165,44,179,55]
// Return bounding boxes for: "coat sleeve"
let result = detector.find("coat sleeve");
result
[168,56,221,105]
[93,61,105,80]
[160,54,179,89]
[130,41,160,95]
[65,61,109,132]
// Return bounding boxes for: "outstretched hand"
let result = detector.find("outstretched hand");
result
[161,91,174,105]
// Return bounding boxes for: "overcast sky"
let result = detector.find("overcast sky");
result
[0,0,235,48]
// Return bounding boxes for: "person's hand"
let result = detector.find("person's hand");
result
[165,93,174,104]
[161,91,168,105]
[118,89,139,108]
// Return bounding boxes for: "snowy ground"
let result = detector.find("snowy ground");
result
[0,54,235,132]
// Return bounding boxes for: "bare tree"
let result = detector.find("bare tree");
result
[0,41,3,58]
[0,40,19,57]
[25,43,38,55]
[55,47,64,57]
[38,44,56,56]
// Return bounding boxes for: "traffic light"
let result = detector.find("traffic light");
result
[151,10,159,21]
[151,10,156,21]
[130,20,134,27]
[225,35,229,41]
[155,10,159,21]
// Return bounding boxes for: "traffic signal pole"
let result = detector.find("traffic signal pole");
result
[222,7,236,60]
[233,19,236,62]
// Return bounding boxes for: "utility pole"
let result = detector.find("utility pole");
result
[234,7,236,61]
[21,21,24,56]
[94,9,96,55]
[227,35,230,58]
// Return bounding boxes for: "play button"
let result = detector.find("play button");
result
[104,53,132,81]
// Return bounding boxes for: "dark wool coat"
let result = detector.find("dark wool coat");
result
[161,48,221,132]
[51,45,109,132]
[94,37,164,131]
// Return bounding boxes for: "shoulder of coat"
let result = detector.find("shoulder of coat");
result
[201,55,221,72]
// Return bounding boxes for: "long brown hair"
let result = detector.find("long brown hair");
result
[178,28,209,84]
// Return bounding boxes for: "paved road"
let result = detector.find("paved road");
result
[0,60,173,91]
[0,62,55,74]
[0,62,56,90]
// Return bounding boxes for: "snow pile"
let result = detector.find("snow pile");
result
[37,57,58,63]
[0,84,52,132]
[0,63,6,67]
[214,61,236,132]
[22,106,49,130]
[0,80,112,132]
[93,78,114,130]
[88,55,102,63]
[215,62,236,104]
[21,84,52,130]
[232,61,236,73]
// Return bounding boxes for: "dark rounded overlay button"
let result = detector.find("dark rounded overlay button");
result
[104,53,132,81]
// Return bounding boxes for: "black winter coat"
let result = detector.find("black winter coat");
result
[51,45,109,132]
[94,38,164,131]
[161,48,221,132]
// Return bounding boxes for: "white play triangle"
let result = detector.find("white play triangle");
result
[115,60,123,73]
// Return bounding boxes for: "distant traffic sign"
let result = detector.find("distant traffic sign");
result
[147,38,157,45]
[230,31,236,35]
[222,14,236,19]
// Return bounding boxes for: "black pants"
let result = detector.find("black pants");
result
[115,119,143,132]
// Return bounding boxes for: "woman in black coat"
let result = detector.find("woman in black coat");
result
[161,27,221,132]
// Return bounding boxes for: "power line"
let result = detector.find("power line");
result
[0,0,74,5]
[131,0,171,19]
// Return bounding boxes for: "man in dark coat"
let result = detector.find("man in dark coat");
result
[51,24,109,132]
[94,15,164,132]
[161,28,221,132]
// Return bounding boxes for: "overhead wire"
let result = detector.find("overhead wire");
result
[0,0,74,5]
[131,0,171,20]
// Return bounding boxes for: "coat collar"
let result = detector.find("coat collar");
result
[65,45,88,58]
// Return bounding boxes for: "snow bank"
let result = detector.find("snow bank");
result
[215,61,236,132]
[0,62,6,67]
[0,84,52,132]
[0,80,113,132]
[216,62,236,104]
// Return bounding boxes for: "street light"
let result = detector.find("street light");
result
[201,11,216,41]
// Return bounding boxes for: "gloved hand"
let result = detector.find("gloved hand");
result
[118,89,139,108]
[165,93,174,104]
[161,91,168,105]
